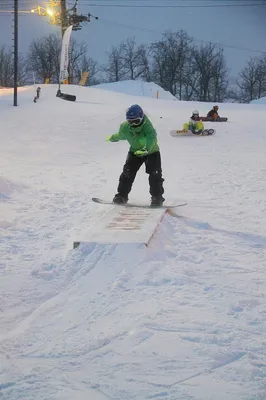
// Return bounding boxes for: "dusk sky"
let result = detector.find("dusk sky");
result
[0,0,265,79]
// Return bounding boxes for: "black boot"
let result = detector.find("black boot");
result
[113,193,128,204]
[150,196,165,207]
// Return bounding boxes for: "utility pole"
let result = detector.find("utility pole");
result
[13,0,18,106]
[60,0,67,37]
[59,0,68,89]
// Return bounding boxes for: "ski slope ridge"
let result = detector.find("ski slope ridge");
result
[0,83,266,400]
[91,79,176,101]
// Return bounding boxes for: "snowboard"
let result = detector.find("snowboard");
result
[200,117,227,122]
[92,197,187,209]
[170,129,215,137]
[57,92,76,102]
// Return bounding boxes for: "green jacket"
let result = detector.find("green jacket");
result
[109,115,160,154]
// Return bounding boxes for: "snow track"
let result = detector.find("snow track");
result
[1,84,266,400]
[1,213,265,399]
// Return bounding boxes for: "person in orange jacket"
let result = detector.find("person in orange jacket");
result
[207,105,219,119]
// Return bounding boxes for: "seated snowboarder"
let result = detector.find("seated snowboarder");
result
[106,104,165,207]
[183,110,204,134]
[207,105,219,120]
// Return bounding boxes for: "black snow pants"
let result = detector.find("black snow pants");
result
[117,151,164,198]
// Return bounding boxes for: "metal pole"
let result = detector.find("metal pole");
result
[61,0,67,37]
[13,0,18,106]
[58,0,67,91]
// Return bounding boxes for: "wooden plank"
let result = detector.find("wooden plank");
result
[73,206,167,248]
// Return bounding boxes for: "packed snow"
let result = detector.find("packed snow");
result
[92,80,176,101]
[0,82,266,400]
[250,96,266,105]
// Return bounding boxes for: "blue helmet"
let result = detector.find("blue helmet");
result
[126,104,144,126]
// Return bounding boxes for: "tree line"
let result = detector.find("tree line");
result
[0,29,265,103]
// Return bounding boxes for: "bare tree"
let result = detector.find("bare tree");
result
[187,43,229,102]
[121,38,150,80]
[104,44,128,82]
[77,55,101,86]
[235,56,266,102]
[209,48,229,102]
[137,45,152,81]
[181,51,199,101]
[0,45,27,87]
[0,46,13,86]
[68,39,87,84]
[103,38,150,82]
[27,34,94,85]
[27,34,61,83]
[256,57,266,99]
[150,30,193,98]
[99,31,231,102]
[236,58,259,102]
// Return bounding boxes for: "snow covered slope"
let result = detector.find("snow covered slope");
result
[250,96,266,104]
[0,83,266,400]
[92,79,176,100]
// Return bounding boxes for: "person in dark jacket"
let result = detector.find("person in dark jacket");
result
[106,104,165,207]
[207,105,219,119]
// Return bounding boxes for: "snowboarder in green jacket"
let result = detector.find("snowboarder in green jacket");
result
[106,104,165,207]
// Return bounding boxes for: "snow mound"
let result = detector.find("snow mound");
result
[0,177,26,200]
[92,80,177,101]
[0,177,15,199]
[250,96,266,104]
